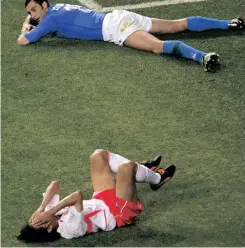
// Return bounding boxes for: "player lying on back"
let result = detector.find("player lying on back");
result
[18,0,245,72]
[17,150,176,242]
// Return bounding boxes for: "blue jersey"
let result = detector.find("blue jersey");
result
[24,4,105,43]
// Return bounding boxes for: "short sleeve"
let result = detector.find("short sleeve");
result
[43,193,60,212]
[42,193,68,216]
[24,16,56,43]
[57,206,87,239]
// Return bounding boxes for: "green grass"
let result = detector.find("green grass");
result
[2,0,245,246]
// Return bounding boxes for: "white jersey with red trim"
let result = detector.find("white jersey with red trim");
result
[43,193,116,239]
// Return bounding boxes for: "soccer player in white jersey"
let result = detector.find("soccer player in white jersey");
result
[17,150,175,242]
[18,0,244,72]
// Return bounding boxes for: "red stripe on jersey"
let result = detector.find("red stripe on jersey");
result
[84,210,101,233]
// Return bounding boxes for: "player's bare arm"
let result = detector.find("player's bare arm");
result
[18,0,244,72]
[18,33,31,46]
[21,15,36,33]
[32,191,83,227]
[18,0,50,45]
[18,15,35,45]
[29,180,60,224]
[18,151,177,242]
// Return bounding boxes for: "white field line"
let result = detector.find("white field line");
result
[77,0,206,12]
[78,0,103,10]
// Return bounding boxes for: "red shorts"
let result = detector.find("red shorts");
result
[93,188,144,227]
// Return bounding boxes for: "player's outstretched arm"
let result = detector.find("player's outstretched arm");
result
[29,180,60,224]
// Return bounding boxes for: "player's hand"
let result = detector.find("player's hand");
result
[32,211,54,227]
[21,23,35,33]
[29,207,44,224]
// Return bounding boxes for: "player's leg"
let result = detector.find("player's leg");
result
[149,17,245,34]
[115,161,176,202]
[124,30,163,54]
[186,16,245,31]
[228,17,245,30]
[90,150,161,192]
[115,161,139,202]
[124,30,219,72]
[141,155,162,171]
[150,18,187,34]
[90,149,116,192]
[115,161,157,202]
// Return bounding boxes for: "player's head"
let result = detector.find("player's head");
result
[17,220,60,243]
[24,0,50,23]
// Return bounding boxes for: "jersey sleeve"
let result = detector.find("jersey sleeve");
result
[57,206,87,239]
[24,16,56,43]
[42,193,60,212]
[42,193,68,216]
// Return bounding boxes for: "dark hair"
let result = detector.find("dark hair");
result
[24,0,50,8]
[17,224,61,243]
[29,18,39,26]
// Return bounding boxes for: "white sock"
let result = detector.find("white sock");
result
[108,152,161,184]
[108,151,130,173]
[136,163,161,184]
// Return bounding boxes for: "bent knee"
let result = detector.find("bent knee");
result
[118,161,138,175]
[90,149,107,161]
[90,149,109,171]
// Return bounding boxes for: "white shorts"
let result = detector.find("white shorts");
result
[102,10,152,46]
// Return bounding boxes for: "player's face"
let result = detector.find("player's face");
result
[26,0,49,23]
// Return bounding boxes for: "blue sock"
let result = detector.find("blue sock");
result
[163,40,206,63]
[187,16,230,31]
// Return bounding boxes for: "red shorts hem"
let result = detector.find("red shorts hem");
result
[93,188,144,227]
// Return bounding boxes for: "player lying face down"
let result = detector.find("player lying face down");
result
[18,0,245,72]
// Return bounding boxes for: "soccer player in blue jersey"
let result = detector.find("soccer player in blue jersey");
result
[18,0,244,72]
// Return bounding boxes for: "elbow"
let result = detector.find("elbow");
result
[51,180,60,191]
[17,34,29,46]
[73,191,83,212]
[17,37,25,45]
[17,37,22,45]
[74,191,83,200]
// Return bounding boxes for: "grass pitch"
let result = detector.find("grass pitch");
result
[1,0,245,246]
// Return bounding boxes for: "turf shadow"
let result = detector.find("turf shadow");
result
[156,29,245,41]
[60,224,186,246]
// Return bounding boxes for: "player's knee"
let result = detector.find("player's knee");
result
[90,149,107,161]
[90,149,108,169]
[118,161,138,175]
